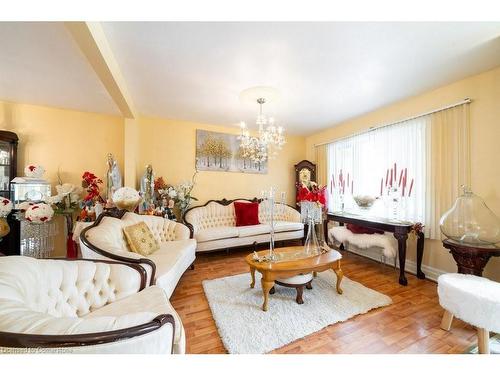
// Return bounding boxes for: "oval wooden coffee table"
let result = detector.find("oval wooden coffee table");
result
[245,246,343,311]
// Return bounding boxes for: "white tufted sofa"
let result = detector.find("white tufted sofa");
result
[184,199,304,252]
[0,256,185,354]
[80,210,196,298]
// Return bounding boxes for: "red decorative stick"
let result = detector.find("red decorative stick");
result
[385,169,389,187]
[404,168,407,187]
[408,178,414,197]
[394,163,397,180]
[398,170,403,187]
[390,168,393,187]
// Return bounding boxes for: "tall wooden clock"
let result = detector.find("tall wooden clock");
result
[294,160,316,206]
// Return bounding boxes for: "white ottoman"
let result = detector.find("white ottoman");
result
[438,273,500,354]
[271,273,314,304]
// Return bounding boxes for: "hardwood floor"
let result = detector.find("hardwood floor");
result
[170,248,477,354]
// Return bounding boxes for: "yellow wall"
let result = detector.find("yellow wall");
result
[136,116,306,206]
[0,100,125,257]
[306,66,500,281]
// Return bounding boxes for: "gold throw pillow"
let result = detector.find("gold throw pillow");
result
[123,221,160,256]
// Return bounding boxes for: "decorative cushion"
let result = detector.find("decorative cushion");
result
[238,224,271,238]
[234,202,260,227]
[196,227,239,243]
[346,223,384,235]
[123,222,160,256]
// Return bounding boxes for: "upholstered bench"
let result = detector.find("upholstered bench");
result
[438,273,500,354]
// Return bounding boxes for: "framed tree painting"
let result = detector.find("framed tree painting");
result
[195,129,267,174]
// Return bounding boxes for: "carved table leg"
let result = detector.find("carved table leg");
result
[306,281,313,290]
[416,231,426,279]
[295,286,304,304]
[450,250,491,276]
[333,263,343,295]
[261,278,275,312]
[394,231,408,286]
[249,266,256,288]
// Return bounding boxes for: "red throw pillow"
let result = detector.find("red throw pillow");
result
[346,223,384,235]
[234,202,260,227]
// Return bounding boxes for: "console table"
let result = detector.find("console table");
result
[325,212,425,286]
[442,239,500,276]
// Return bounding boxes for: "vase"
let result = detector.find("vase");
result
[0,217,10,238]
[440,186,500,246]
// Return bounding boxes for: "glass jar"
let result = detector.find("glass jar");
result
[439,186,500,246]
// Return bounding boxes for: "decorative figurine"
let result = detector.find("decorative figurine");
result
[140,164,155,213]
[106,153,122,201]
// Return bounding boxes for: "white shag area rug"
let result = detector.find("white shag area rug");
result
[203,270,392,354]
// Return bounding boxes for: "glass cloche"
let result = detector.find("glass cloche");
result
[440,186,500,246]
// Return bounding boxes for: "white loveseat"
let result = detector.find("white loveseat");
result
[80,210,196,298]
[0,256,185,354]
[184,199,304,252]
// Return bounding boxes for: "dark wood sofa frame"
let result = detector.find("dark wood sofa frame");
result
[0,257,175,352]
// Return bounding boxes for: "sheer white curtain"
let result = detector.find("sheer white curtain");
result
[327,117,427,224]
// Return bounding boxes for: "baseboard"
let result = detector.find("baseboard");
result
[343,247,446,282]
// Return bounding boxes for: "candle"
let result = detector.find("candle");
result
[390,169,393,187]
[347,173,350,187]
[394,163,397,180]
[404,168,408,187]
[380,178,383,196]
[408,178,414,197]
[385,169,389,186]
[351,180,354,194]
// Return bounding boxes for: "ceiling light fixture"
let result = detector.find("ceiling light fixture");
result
[238,87,286,164]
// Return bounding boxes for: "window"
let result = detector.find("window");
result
[327,117,427,224]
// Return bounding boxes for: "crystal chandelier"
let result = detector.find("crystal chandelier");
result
[239,96,286,163]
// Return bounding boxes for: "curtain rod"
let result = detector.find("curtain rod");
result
[314,98,472,147]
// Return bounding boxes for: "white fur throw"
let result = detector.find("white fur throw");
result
[438,273,500,333]
[328,226,397,258]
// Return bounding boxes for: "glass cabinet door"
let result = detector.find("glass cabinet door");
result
[0,142,11,199]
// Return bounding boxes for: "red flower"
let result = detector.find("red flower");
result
[40,217,48,222]
[28,165,36,172]
[31,205,39,210]
[2,199,9,205]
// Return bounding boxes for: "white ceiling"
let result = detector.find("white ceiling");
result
[0,22,119,115]
[1,22,500,134]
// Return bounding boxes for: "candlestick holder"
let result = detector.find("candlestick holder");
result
[300,201,322,255]
[260,188,286,261]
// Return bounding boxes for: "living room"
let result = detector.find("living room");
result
[1,0,499,373]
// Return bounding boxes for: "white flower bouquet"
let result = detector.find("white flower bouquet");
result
[113,187,142,212]
[49,182,83,213]
[0,198,13,218]
[24,164,46,178]
[25,203,54,224]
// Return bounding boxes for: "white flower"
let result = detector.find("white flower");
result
[0,198,13,217]
[25,203,54,223]
[70,186,83,202]
[47,195,63,204]
[177,191,185,201]
[17,201,34,212]
[168,188,177,199]
[56,183,76,196]
[24,164,45,178]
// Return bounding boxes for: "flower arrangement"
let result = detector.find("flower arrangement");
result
[25,203,54,224]
[17,201,35,212]
[48,173,83,214]
[0,198,13,218]
[24,164,45,178]
[296,182,327,206]
[113,187,142,212]
[153,172,198,217]
[82,171,104,204]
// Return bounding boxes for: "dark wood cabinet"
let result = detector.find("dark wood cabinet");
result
[0,131,18,199]
[0,131,18,255]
